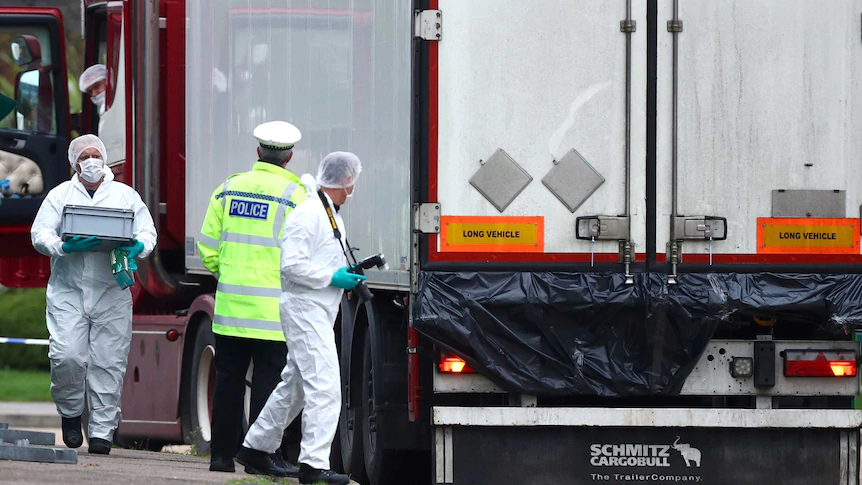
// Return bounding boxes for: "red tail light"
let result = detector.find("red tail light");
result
[439,354,475,374]
[783,350,857,377]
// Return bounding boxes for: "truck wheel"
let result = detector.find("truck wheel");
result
[242,362,252,431]
[281,415,303,466]
[242,361,299,464]
[339,331,366,479]
[328,313,343,472]
[182,320,216,454]
[361,332,409,485]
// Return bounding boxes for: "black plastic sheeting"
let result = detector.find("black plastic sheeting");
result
[413,272,862,397]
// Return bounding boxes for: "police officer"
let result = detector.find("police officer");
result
[236,153,362,485]
[198,121,307,474]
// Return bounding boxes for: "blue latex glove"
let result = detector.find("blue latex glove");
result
[120,239,145,271]
[62,236,101,253]
[329,266,367,290]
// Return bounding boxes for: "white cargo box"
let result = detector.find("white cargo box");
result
[61,205,134,252]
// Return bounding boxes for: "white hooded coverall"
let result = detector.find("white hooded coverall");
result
[243,176,346,469]
[79,64,107,117]
[30,153,156,440]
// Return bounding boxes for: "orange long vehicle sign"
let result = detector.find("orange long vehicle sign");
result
[440,216,544,253]
[757,218,860,254]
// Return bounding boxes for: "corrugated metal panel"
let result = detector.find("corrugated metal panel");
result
[185,1,412,287]
[657,0,862,257]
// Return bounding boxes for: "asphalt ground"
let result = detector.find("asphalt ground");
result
[0,446,363,485]
[0,406,361,485]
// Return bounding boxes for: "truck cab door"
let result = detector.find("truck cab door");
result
[81,2,128,181]
[0,8,70,286]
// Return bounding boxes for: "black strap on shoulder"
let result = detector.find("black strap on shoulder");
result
[317,189,342,240]
[317,189,358,268]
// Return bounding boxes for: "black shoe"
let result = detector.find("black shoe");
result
[235,446,298,478]
[299,463,350,485]
[270,452,286,469]
[209,456,236,472]
[267,453,299,476]
[61,416,84,449]
[88,437,112,455]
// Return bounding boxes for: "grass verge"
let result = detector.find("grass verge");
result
[0,288,49,370]
[227,478,302,485]
[0,368,51,402]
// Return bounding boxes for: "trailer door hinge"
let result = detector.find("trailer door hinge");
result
[415,10,442,41]
[575,216,630,240]
[673,216,727,241]
[414,203,441,234]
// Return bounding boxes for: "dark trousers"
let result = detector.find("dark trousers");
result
[210,334,287,460]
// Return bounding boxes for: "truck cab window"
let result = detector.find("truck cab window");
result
[0,14,69,225]
[0,27,56,135]
[81,9,108,134]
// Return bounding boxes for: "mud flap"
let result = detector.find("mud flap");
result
[434,425,859,485]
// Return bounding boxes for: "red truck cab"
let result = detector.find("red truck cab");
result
[0,2,219,453]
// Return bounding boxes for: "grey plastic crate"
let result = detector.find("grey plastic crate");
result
[60,205,134,252]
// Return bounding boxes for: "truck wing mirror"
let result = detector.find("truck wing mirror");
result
[11,35,42,67]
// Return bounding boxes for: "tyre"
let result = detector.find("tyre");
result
[181,320,216,454]
[242,362,253,432]
[339,329,366,481]
[361,332,408,485]
[281,415,303,466]
[243,351,298,466]
[360,331,428,485]
[329,312,343,472]
[243,360,299,464]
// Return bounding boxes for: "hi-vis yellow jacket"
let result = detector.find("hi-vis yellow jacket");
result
[198,162,308,341]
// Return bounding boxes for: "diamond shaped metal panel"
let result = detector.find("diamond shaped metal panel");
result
[469,149,533,212]
[541,148,605,213]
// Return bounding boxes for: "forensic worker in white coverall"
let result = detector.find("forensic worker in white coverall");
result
[236,152,364,485]
[79,64,108,117]
[30,134,157,454]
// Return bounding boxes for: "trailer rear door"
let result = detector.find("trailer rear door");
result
[426,0,647,267]
[656,0,862,269]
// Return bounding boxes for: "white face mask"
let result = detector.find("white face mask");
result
[91,92,106,114]
[78,158,105,183]
[344,186,355,200]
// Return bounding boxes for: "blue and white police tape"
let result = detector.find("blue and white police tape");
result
[0,337,49,346]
